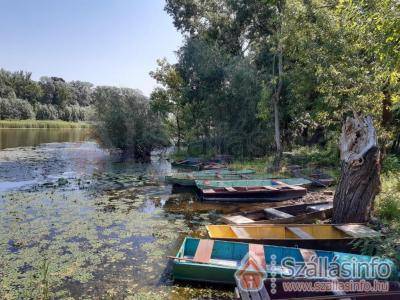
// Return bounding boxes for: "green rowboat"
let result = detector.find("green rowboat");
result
[165,169,256,186]
[195,178,312,190]
[172,237,398,284]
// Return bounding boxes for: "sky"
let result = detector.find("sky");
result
[0,0,183,96]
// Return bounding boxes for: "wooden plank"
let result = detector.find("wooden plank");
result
[264,208,294,219]
[202,189,216,194]
[335,224,381,238]
[232,227,252,238]
[263,186,278,191]
[224,215,256,225]
[249,243,266,270]
[287,227,314,239]
[193,239,214,263]
[273,180,305,190]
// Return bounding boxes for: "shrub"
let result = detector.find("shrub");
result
[93,87,169,160]
[61,105,88,122]
[0,98,35,120]
[34,103,59,120]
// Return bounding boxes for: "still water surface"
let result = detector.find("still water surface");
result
[0,129,236,299]
[0,128,91,149]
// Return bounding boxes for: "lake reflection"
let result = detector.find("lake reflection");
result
[0,128,92,149]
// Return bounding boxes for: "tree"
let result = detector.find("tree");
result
[333,115,381,223]
[150,59,185,149]
[93,87,169,160]
[69,81,94,106]
[39,77,72,106]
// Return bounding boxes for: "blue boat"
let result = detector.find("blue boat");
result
[172,237,398,284]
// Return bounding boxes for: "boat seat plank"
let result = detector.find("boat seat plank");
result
[232,227,252,238]
[335,224,381,238]
[223,215,255,225]
[308,203,333,211]
[272,180,305,190]
[264,208,294,219]
[287,227,314,239]
[263,186,278,191]
[249,243,266,270]
[193,239,214,263]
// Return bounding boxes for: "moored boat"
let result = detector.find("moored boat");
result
[171,237,397,284]
[165,169,256,187]
[206,223,381,251]
[195,178,312,190]
[171,157,203,170]
[198,180,308,202]
[221,201,333,225]
[171,157,227,170]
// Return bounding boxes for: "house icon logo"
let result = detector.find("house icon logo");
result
[235,252,267,292]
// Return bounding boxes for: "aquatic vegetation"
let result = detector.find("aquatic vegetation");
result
[0,142,234,298]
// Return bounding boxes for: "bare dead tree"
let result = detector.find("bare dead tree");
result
[332,114,381,223]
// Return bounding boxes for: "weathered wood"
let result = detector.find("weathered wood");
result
[333,115,381,223]
[193,239,214,263]
[335,224,381,238]
[287,227,314,239]
[264,208,294,219]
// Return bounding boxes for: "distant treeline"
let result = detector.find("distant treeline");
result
[0,69,96,121]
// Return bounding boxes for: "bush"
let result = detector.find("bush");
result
[58,105,86,122]
[93,87,169,160]
[34,103,59,120]
[0,98,35,120]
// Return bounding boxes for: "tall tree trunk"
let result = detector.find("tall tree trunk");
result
[176,114,181,150]
[332,114,381,223]
[272,40,283,170]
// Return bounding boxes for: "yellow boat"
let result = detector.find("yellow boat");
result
[206,223,381,251]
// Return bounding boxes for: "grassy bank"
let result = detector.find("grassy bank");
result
[0,120,92,129]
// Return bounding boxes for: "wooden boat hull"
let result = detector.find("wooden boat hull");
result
[221,201,333,225]
[206,224,381,252]
[172,237,397,285]
[165,169,256,187]
[199,187,307,202]
[195,178,312,190]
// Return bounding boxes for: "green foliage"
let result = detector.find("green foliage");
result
[382,155,400,174]
[0,98,35,120]
[34,103,59,120]
[93,87,169,160]
[376,171,400,222]
[58,105,86,122]
[162,0,400,156]
[0,68,96,122]
[283,145,340,168]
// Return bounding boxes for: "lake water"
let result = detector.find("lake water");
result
[0,129,238,299]
[0,128,91,149]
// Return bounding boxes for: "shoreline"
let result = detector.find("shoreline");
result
[0,120,92,129]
